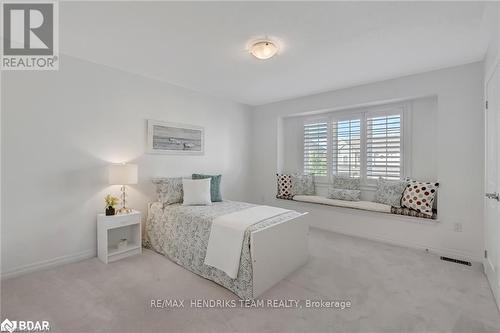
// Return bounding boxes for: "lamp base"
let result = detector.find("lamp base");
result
[116,207,133,215]
[117,185,133,215]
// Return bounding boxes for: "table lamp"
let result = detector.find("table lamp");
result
[109,163,138,214]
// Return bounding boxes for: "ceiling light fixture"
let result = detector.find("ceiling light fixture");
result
[249,40,279,60]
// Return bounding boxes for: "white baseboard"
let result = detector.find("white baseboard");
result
[312,225,482,263]
[1,249,96,280]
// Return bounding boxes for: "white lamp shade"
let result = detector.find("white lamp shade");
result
[109,164,138,185]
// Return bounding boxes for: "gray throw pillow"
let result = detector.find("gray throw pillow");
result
[152,177,183,205]
[291,173,315,195]
[332,175,361,190]
[374,178,408,207]
[328,188,361,201]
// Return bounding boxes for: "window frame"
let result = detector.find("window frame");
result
[302,102,412,187]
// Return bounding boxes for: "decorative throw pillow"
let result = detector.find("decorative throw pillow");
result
[182,178,212,206]
[192,174,222,202]
[391,206,437,220]
[332,175,361,190]
[291,173,315,195]
[401,179,439,216]
[152,177,183,204]
[327,188,361,201]
[276,174,293,199]
[374,178,408,207]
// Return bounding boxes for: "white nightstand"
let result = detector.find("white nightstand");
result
[97,210,142,264]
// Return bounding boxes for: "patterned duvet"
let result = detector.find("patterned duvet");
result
[143,200,301,299]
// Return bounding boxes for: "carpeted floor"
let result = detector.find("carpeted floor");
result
[2,228,499,333]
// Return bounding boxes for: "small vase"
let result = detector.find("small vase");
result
[106,206,115,216]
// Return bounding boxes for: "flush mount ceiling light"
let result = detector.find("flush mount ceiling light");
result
[249,40,279,60]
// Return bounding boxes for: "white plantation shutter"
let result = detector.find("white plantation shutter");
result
[332,119,361,177]
[303,121,328,176]
[366,114,402,180]
[301,104,406,182]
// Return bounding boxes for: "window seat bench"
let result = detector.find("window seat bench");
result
[291,195,438,220]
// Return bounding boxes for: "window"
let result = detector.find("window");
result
[332,118,361,177]
[366,114,401,180]
[303,121,328,176]
[303,104,407,183]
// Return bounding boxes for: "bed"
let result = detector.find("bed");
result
[144,200,309,299]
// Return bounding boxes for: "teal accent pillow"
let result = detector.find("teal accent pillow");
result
[192,174,222,202]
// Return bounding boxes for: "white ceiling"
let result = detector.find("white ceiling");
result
[60,1,490,105]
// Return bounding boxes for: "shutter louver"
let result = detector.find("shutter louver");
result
[332,119,361,177]
[303,122,328,176]
[366,114,402,180]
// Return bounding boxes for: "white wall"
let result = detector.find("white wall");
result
[251,62,484,261]
[485,4,500,79]
[1,55,252,277]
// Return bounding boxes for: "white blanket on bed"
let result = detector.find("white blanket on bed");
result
[204,205,290,279]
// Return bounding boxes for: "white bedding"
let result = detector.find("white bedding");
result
[144,201,302,299]
[204,205,290,278]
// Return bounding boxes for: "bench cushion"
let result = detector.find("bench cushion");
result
[293,195,391,213]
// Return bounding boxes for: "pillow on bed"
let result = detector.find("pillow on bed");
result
[182,178,212,206]
[192,174,222,202]
[152,177,183,205]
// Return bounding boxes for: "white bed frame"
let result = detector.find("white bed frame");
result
[250,212,309,298]
[147,204,309,299]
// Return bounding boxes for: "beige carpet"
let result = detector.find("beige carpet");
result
[2,228,499,333]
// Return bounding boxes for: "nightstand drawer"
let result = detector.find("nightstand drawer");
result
[105,217,140,229]
[99,211,141,229]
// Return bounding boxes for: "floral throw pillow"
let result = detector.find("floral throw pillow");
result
[152,177,183,205]
[291,173,315,195]
[276,174,293,200]
[374,178,408,207]
[332,175,361,190]
[401,180,439,216]
[327,188,361,201]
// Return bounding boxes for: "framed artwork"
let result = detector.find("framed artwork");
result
[147,120,204,155]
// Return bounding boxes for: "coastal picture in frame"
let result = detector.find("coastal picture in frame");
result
[147,120,204,155]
